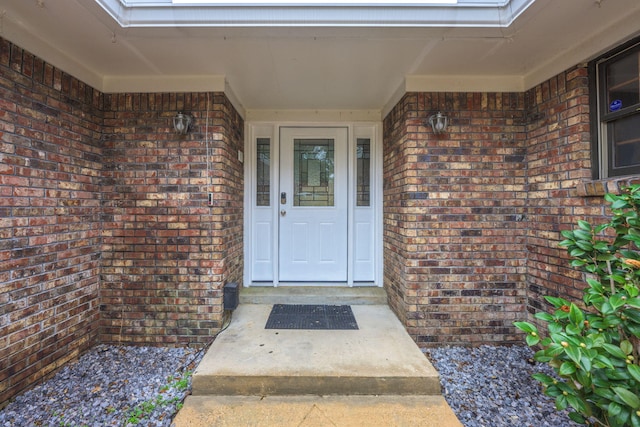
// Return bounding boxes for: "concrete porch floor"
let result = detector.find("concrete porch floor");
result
[173,288,461,426]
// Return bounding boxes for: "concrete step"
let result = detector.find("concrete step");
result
[173,395,463,427]
[240,286,388,305]
[191,304,440,396]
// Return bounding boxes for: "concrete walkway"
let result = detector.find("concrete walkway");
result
[173,290,461,426]
[174,395,461,426]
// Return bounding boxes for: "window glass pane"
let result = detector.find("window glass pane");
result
[610,114,640,170]
[256,138,270,206]
[293,139,334,207]
[606,51,639,112]
[357,138,371,207]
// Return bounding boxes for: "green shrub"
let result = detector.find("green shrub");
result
[515,185,640,426]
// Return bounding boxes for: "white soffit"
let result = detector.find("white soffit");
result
[95,0,535,27]
[102,75,226,93]
[406,75,525,93]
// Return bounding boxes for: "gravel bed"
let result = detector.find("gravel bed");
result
[1,344,579,426]
[425,345,580,427]
[0,345,205,427]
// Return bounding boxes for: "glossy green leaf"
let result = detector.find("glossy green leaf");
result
[565,346,581,365]
[597,253,618,261]
[602,302,614,315]
[613,387,640,409]
[575,368,591,388]
[568,412,586,424]
[544,384,562,397]
[627,322,640,338]
[610,294,627,310]
[545,343,565,358]
[609,401,623,419]
[612,409,631,427]
[612,200,631,210]
[587,278,604,291]
[577,220,592,231]
[545,296,571,308]
[535,312,554,322]
[559,361,577,376]
[514,321,537,333]
[594,355,615,369]
[611,273,628,284]
[625,284,640,298]
[573,229,592,241]
[606,368,631,381]
[594,241,609,251]
[570,248,586,257]
[531,373,555,386]
[569,303,585,327]
[595,387,617,400]
[548,322,563,334]
[534,349,552,363]
[526,334,540,346]
[628,364,640,383]
[576,241,594,251]
[579,356,592,374]
[556,394,568,411]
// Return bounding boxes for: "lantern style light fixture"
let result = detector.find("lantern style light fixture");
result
[428,111,448,134]
[173,112,192,135]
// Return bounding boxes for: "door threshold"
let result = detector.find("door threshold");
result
[249,282,379,287]
[240,286,388,305]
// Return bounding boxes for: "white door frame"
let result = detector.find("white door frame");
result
[243,121,383,287]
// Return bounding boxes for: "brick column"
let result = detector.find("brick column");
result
[524,66,600,320]
[383,92,528,347]
[100,92,244,345]
[0,39,103,404]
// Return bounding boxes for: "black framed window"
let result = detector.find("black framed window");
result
[594,38,640,178]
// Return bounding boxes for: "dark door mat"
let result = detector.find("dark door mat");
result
[265,304,359,330]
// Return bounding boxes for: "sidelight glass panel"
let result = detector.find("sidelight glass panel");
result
[356,138,371,206]
[256,138,270,206]
[293,139,334,207]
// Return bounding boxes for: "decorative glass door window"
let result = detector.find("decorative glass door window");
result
[293,139,335,207]
[256,138,271,206]
[357,138,371,206]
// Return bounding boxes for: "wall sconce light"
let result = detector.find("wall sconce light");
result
[428,111,448,134]
[173,112,192,135]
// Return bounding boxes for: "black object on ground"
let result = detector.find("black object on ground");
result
[265,304,359,330]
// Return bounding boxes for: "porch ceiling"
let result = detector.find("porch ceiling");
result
[2,0,640,116]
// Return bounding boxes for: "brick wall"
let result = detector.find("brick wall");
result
[0,38,244,405]
[383,92,528,346]
[0,35,625,404]
[524,65,607,318]
[0,39,103,404]
[99,93,244,345]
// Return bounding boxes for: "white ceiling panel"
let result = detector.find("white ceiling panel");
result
[0,0,639,115]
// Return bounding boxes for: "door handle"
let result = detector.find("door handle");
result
[280,210,286,217]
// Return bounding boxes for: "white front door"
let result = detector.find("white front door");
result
[278,127,348,282]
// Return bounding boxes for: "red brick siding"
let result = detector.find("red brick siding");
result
[383,92,528,347]
[0,38,244,405]
[524,66,607,320]
[0,39,103,404]
[99,93,244,345]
